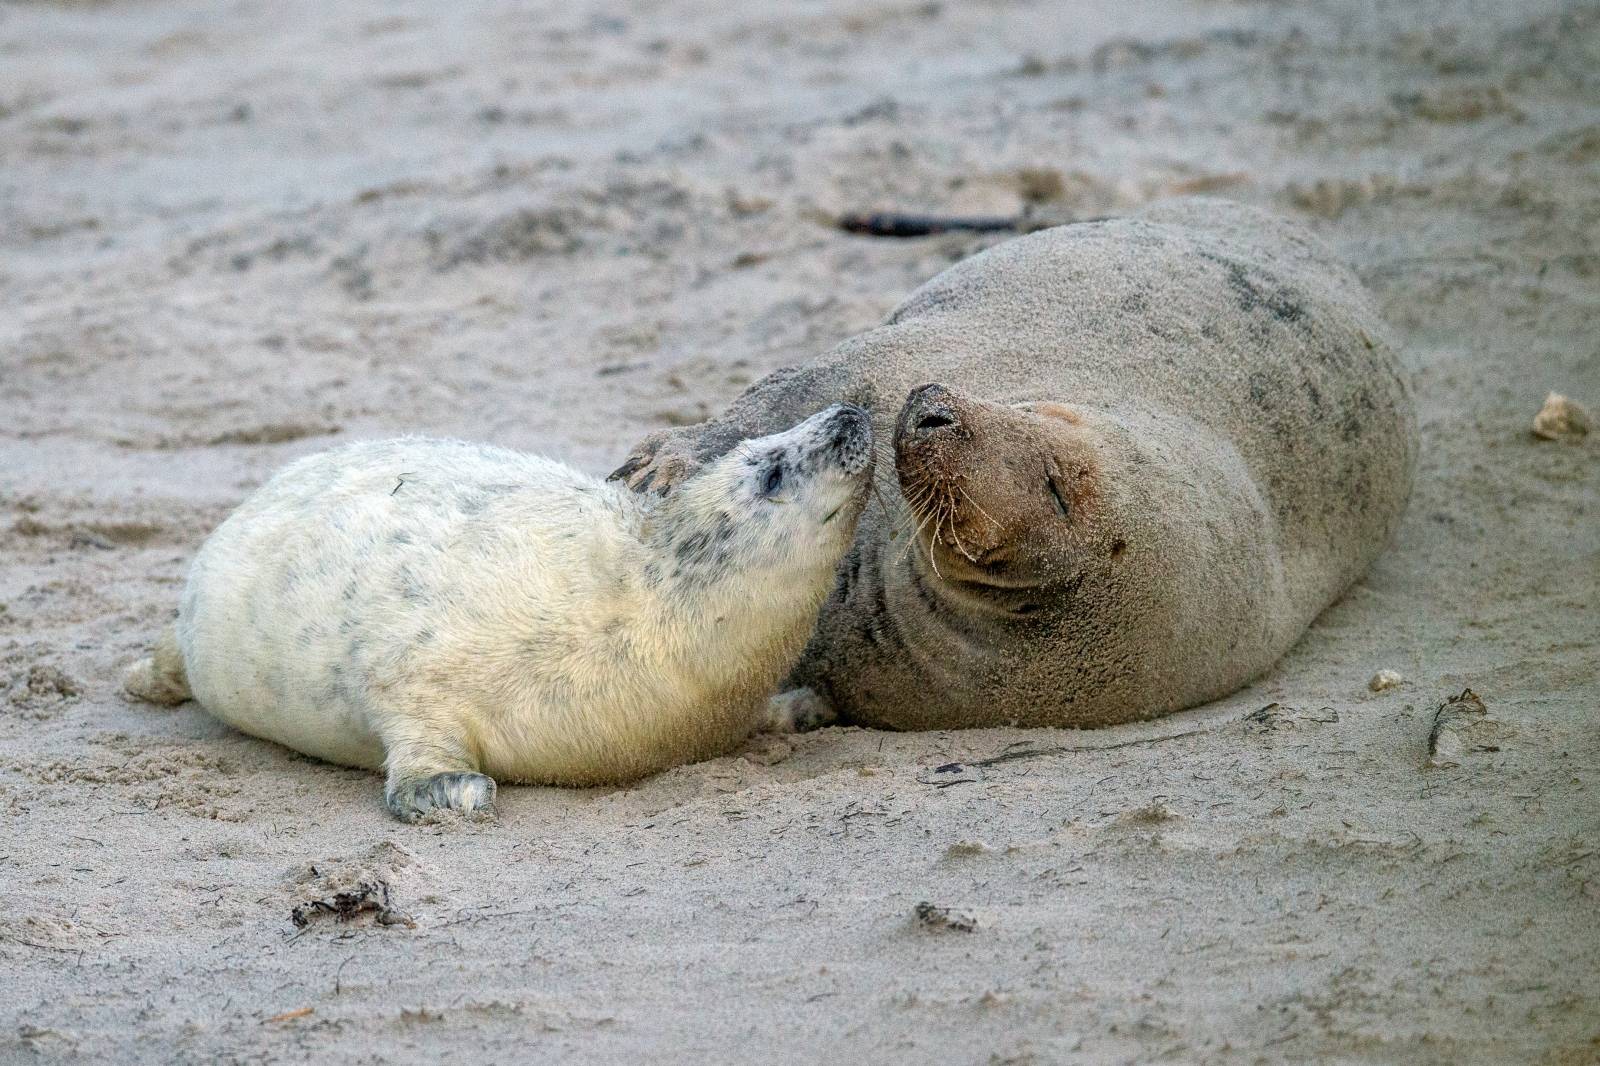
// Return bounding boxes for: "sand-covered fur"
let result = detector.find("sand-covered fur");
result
[617,200,1418,728]
[128,408,872,819]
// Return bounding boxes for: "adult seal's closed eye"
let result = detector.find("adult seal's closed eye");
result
[124,405,873,820]
[611,198,1419,730]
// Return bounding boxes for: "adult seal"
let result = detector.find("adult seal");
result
[126,405,873,820]
[611,199,1417,729]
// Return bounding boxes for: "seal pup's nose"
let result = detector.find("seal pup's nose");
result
[824,402,871,440]
[820,403,873,475]
[903,383,960,437]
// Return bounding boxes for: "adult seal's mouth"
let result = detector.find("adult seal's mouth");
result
[893,383,990,570]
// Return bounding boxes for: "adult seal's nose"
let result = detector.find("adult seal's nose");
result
[903,383,960,437]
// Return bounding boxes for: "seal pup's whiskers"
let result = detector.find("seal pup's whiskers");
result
[867,477,895,526]
[866,439,900,523]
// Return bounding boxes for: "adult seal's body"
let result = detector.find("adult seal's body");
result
[125,406,873,820]
[612,199,1417,730]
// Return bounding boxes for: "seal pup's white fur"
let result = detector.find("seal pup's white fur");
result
[126,405,873,820]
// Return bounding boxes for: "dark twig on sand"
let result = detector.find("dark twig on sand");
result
[839,210,1110,238]
[970,726,1210,768]
[838,212,1021,238]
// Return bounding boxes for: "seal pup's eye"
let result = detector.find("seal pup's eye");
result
[1046,474,1070,519]
[761,463,785,498]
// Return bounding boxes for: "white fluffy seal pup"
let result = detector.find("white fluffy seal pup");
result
[125,405,873,820]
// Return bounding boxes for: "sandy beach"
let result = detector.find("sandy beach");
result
[2,0,1597,1061]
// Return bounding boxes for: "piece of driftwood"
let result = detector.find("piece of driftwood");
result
[837,210,1107,238]
[838,212,1021,238]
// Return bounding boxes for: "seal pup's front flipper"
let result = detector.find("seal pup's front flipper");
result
[378,714,496,822]
[385,771,496,823]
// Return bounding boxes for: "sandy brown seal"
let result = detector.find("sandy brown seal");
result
[611,199,1417,729]
[125,406,873,820]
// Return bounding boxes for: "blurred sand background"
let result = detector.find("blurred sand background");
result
[2,0,1597,1061]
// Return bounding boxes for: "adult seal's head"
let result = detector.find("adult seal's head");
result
[792,376,1298,730]
[892,382,1125,601]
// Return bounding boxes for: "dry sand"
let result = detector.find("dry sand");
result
[2,0,1598,1062]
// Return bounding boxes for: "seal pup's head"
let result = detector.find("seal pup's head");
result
[631,403,874,724]
[893,383,1125,608]
[653,403,874,592]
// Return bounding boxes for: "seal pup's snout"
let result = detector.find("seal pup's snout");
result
[900,383,963,442]
[819,402,874,476]
[761,404,873,529]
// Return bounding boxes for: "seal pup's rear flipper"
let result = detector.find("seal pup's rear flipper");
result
[123,626,192,705]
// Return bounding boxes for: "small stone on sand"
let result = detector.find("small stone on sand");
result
[1368,669,1405,692]
[1531,392,1591,440]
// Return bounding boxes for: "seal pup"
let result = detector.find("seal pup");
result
[125,405,873,820]
[611,199,1418,729]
